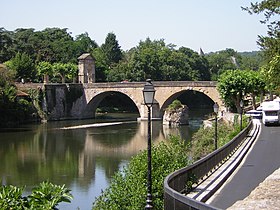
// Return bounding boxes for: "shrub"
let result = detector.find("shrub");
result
[0,181,72,210]
[92,118,249,209]
[92,136,191,210]
[190,119,249,160]
[167,100,183,111]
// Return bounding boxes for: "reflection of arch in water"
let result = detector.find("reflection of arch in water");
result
[83,121,165,158]
[162,124,193,143]
[160,89,215,118]
[83,91,140,119]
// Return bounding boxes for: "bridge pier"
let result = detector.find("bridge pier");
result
[138,103,161,121]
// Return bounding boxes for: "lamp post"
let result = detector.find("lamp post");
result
[213,103,219,150]
[142,79,155,210]
[240,100,244,132]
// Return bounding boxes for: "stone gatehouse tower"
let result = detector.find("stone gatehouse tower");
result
[78,53,95,83]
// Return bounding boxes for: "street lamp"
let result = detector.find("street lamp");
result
[240,100,244,132]
[213,103,219,150]
[142,79,156,210]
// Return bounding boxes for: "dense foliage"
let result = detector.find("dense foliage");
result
[0,27,265,84]
[0,181,72,210]
[260,54,280,95]
[0,64,36,127]
[92,136,191,210]
[242,0,280,96]
[104,38,211,82]
[218,69,265,112]
[191,118,248,160]
[167,99,183,111]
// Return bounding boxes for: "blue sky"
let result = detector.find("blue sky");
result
[1,0,267,53]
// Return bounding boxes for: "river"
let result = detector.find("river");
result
[0,109,211,210]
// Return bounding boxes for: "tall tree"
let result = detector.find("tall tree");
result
[260,54,280,95]
[4,52,36,82]
[12,28,36,58]
[0,28,14,63]
[27,28,75,63]
[101,32,123,66]
[178,47,210,80]
[206,49,241,80]
[75,32,98,54]
[218,69,265,112]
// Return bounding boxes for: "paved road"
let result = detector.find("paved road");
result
[209,123,280,209]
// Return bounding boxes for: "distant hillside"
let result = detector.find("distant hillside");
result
[238,51,261,57]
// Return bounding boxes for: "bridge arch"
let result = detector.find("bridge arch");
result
[159,89,216,118]
[83,91,141,118]
[154,85,224,120]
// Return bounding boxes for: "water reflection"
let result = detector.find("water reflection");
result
[0,110,210,209]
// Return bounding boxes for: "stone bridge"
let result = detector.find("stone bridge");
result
[17,81,224,121]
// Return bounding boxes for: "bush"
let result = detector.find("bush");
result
[167,100,183,111]
[190,119,249,160]
[0,181,72,210]
[92,136,191,210]
[92,118,249,209]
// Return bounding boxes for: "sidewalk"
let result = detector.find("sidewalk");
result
[228,167,280,210]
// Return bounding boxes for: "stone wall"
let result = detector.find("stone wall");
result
[44,84,87,120]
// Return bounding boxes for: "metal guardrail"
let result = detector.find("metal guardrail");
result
[164,121,253,210]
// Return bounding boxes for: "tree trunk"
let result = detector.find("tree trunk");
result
[43,74,49,84]
[251,93,256,110]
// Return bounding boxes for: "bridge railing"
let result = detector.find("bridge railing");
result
[16,81,217,90]
[164,121,253,210]
[83,81,217,88]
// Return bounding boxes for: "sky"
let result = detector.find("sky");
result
[1,0,267,53]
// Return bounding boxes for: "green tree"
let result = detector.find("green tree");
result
[101,32,123,67]
[218,70,245,112]
[0,64,34,127]
[217,69,265,112]
[239,51,265,71]
[132,38,166,80]
[52,62,78,83]
[64,63,78,83]
[75,32,98,55]
[12,28,36,58]
[127,38,208,81]
[245,70,266,109]
[4,52,35,82]
[178,47,210,80]
[243,0,280,58]
[206,49,241,80]
[0,64,14,86]
[36,61,53,83]
[260,55,280,95]
[0,28,14,62]
[92,47,108,82]
[53,62,67,83]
